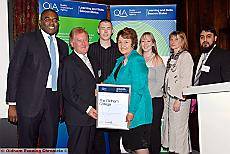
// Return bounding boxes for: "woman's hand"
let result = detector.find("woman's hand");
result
[126,112,134,127]
[173,99,181,112]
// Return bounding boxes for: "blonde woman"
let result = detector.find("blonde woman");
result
[139,32,166,154]
[162,31,193,154]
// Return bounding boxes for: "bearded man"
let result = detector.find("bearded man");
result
[194,26,230,86]
[189,25,230,152]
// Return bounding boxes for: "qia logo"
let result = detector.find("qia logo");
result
[101,87,107,91]
[43,2,59,12]
[114,9,128,18]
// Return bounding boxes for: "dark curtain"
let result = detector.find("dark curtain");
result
[13,0,39,41]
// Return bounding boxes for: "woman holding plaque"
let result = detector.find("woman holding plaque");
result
[162,31,193,154]
[104,27,152,154]
[139,32,166,154]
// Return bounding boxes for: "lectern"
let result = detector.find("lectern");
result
[183,82,230,154]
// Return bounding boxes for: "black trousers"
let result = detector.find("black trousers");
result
[109,130,122,154]
[189,111,200,151]
[66,125,95,154]
[93,129,107,154]
[93,129,121,154]
[150,97,164,154]
[17,89,60,148]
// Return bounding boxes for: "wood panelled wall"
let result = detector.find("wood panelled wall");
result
[76,0,230,57]
[184,0,230,56]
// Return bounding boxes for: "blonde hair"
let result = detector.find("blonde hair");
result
[69,27,89,49]
[169,31,188,51]
[69,27,89,40]
[139,32,158,55]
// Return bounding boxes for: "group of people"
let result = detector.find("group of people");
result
[6,8,230,154]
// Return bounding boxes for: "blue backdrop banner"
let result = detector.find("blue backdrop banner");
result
[110,5,176,64]
[110,5,176,21]
[39,0,107,19]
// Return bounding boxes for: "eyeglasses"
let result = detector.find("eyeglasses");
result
[42,17,59,23]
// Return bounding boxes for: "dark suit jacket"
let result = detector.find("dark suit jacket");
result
[197,46,230,85]
[62,52,99,126]
[6,30,68,117]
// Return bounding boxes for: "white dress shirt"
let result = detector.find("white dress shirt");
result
[195,44,216,76]
[8,30,60,105]
[74,51,95,77]
[41,29,60,89]
[73,50,94,113]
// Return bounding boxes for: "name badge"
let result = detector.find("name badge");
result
[170,59,176,65]
[201,65,210,72]
[98,69,101,77]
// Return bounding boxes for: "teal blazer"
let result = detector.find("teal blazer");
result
[104,50,152,129]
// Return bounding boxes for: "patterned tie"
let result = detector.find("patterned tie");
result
[83,55,95,77]
[194,53,208,86]
[48,36,57,91]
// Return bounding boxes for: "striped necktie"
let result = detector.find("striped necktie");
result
[48,36,57,91]
[83,55,95,77]
[194,53,208,86]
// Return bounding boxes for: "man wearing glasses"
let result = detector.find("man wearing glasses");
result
[6,9,68,148]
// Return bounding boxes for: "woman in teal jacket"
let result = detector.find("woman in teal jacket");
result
[104,27,152,154]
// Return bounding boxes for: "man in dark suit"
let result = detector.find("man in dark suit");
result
[194,26,230,85]
[189,26,230,151]
[62,27,98,154]
[6,9,68,147]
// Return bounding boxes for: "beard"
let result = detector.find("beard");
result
[201,41,215,53]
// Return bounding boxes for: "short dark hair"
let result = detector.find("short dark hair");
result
[200,25,217,36]
[40,9,59,20]
[116,27,138,50]
[98,19,112,28]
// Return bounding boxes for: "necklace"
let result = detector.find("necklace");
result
[144,53,155,64]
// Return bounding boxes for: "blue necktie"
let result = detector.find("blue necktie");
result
[48,36,57,91]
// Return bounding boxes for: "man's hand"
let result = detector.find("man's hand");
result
[87,107,97,120]
[95,89,98,96]
[126,112,134,127]
[8,105,17,123]
[173,99,181,112]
